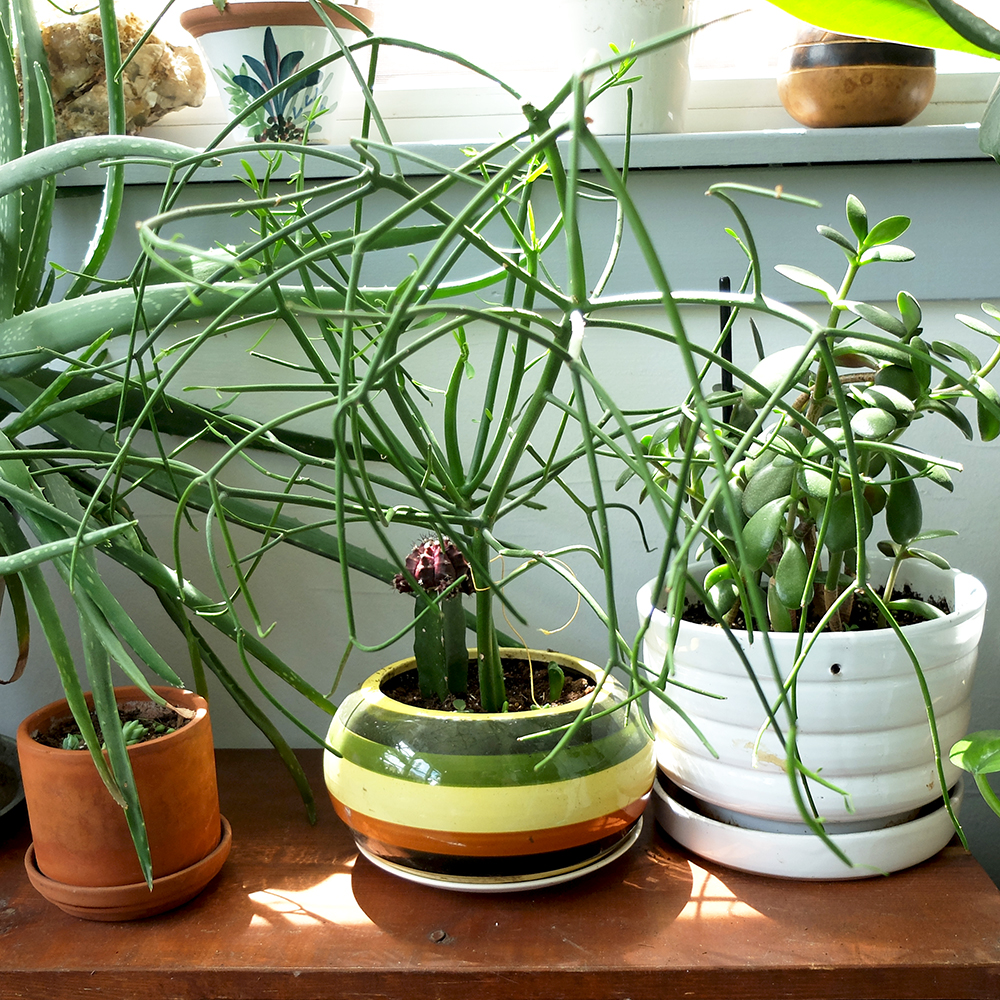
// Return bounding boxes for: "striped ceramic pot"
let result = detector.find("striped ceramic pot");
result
[324,649,655,889]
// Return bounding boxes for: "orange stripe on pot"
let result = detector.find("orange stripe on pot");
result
[330,792,649,857]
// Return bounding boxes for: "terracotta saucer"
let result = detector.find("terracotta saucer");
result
[24,817,232,920]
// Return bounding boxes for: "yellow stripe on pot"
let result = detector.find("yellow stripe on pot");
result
[324,745,654,833]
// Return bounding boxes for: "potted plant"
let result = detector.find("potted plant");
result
[631,184,999,877]
[179,1,375,143]
[16,685,229,920]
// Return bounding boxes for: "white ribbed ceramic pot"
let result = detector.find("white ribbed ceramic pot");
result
[637,559,986,826]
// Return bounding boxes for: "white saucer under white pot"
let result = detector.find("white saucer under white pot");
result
[654,774,964,880]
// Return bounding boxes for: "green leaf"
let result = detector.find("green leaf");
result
[875,364,920,401]
[714,483,747,537]
[743,346,815,408]
[886,597,946,620]
[851,406,898,439]
[925,398,974,439]
[774,264,837,300]
[741,459,795,517]
[767,578,794,631]
[764,0,1000,59]
[932,339,982,371]
[742,496,788,570]
[859,244,916,264]
[775,537,809,608]
[865,215,911,247]
[955,313,1000,340]
[974,375,1000,441]
[817,225,857,255]
[823,491,874,553]
[848,302,907,337]
[908,336,933,391]
[886,459,923,544]
[950,731,1000,774]
[897,291,922,335]
[866,384,915,417]
[834,338,911,365]
[907,547,952,570]
[797,466,834,499]
[846,194,868,241]
[927,0,1000,55]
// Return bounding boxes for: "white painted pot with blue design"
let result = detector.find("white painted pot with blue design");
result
[181,2,372,143]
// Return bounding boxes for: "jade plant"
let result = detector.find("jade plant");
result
[629,178,1000,858]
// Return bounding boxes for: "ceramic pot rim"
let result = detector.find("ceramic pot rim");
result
[17,686,208,759]
[365,648,624,720]
[637,559,986,648]
[180,2,374,37]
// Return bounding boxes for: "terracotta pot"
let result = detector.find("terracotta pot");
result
[17,686,226,916]
[325,649,655,890]
[181,2,373,143]
[637,559,986,878]
[778,30,935,128]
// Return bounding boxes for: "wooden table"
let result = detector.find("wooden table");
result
[2,749,1000,1000]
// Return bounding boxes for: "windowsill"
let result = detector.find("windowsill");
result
[55,122,991,189]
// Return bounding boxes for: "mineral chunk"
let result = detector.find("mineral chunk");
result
[35,12,206,139]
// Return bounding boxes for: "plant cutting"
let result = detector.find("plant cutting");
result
[630,183,999,877]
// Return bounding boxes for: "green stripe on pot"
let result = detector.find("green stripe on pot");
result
[330,722,650,787]
[341,701,640,756]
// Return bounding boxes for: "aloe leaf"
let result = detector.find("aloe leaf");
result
[80,604,153,888]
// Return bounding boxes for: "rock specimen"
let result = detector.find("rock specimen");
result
[37,12,206,139]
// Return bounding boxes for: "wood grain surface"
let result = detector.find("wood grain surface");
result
[1,748,999,1000]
